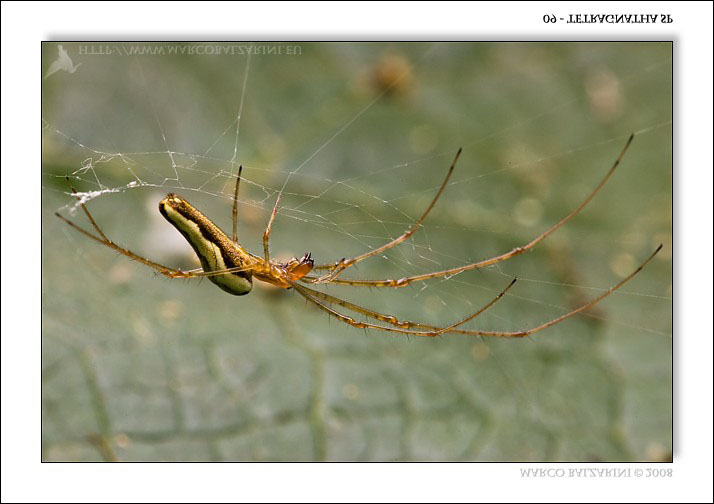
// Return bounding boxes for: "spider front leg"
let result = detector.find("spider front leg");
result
[311,148,462,282]
[295,245,662,338]
[305,134,637,287]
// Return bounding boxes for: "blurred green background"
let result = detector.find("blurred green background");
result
[42,42,672,461]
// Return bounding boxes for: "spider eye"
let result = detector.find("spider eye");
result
[301,252,314,266]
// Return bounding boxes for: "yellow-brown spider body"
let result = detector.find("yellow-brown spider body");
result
[159,193,314,294]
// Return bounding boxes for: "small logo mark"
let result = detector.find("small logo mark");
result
[45,45,81,79]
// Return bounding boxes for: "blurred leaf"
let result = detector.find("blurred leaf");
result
[42,42,672,461]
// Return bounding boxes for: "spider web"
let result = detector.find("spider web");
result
[41,42,672,462]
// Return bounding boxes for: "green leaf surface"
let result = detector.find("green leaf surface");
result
[42,42,672,461]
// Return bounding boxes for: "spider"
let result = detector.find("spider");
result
[56,133,661,338]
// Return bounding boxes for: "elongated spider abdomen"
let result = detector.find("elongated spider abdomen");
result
[159,193,254,296]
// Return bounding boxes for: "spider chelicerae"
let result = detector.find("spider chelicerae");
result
[56,133,661,338]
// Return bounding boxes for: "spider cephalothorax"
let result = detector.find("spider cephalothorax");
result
[283,252,315,282]
[57,135,661,338]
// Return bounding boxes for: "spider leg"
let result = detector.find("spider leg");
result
[56,210,198,279]
[263,192,281,261]
[351,244,660,338]
[304,133,636,288]
[311,148,462,281]
[454,244,663,338]
[56,177,253,280]
[296,277,516,331]
[291,277,516,337]
[298,245,660,338]
[232,165,243,243]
